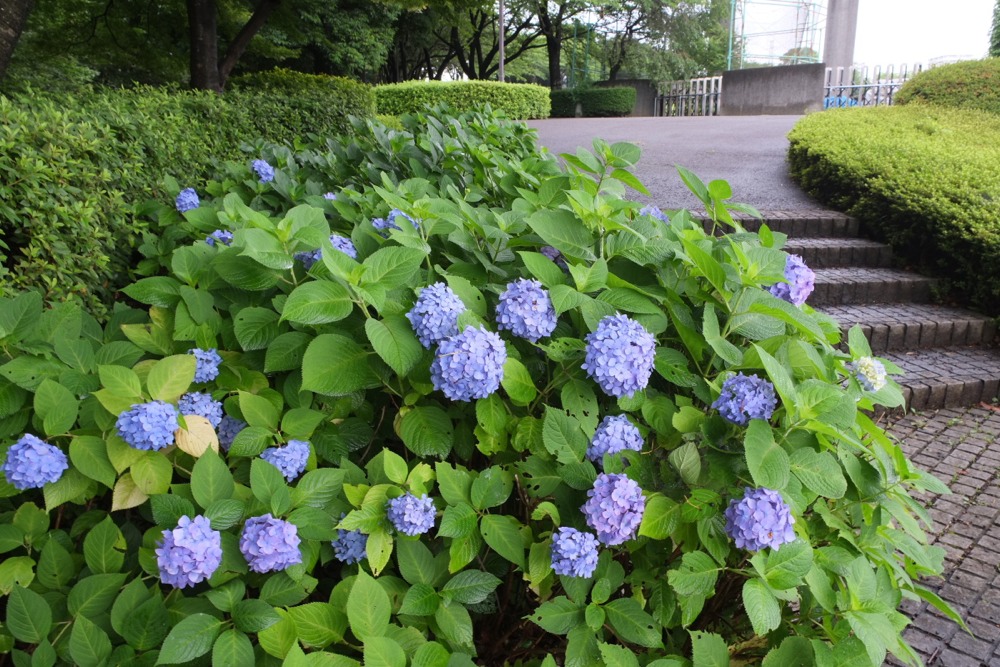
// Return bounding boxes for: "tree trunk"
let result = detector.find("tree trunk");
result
[0,0,34,82]
[218,0,281,88]
[187,0,221,91]
[545,34,562,89]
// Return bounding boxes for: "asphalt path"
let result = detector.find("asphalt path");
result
[526,115,821,211]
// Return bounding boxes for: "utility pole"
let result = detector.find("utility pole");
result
[498,0,506,81]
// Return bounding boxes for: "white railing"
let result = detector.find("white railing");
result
[656,76,722,117]
[823,64,923,109]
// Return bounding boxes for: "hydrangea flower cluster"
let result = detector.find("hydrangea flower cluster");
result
[581,314,656,398]
[581,473,646,546]
[853,356,887,392]
[586,414,644,465]
[260,440,310,482]
[550,527,600,578]
[217,416,247,451]
[205,230,233,247]
[372,209,419,237]
[252,159,275,183]
[387,493,436,536]
[156,515,222,588]
[294,249,321,270]
[724,487,796,551]
[639,205,669,223]
[496,279,558,342]
[540,246,568,271]
[712,373,778,426]
[407,283,466,349]
[323,192,338,200]
[175,188,200,213]
[330,235,357,259]
[178,392,224,429]
[332,523,368,564]
[116,401,179,450]
[769,254,815,307]
[189,348,222,383]
[2,434,67,490]
[240,514,302,573]
[430,326,507,402]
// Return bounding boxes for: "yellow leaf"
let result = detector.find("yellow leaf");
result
[175,415,220,458]
[112,473,148,511]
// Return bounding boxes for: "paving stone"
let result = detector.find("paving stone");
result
[783,237,893,268]
[884,348,1000,410]
[811,267,935,306]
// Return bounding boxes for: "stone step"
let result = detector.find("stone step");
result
[819,304,997,352]
[784,237,893,268]
[886,347,1000,411]
[696,210,859,238]
[810,268,936,306]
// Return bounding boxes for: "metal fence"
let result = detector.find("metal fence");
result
[656,76,722,117]
[823,64,923,109]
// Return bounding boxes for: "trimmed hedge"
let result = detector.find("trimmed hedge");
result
[787,106,1000,314]
[0,83,374,313]
[896,58,1000,114]
[374,80,550,119]
[550,86,636,118]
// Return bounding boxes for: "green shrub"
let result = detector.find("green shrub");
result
[549,86,637,118]
[374,80,550,119]
[788,105,1000,313]
[896,58,1000,114]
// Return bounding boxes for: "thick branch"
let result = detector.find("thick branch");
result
[217,0,282,87]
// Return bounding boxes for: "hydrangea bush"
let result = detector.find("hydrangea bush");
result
[0,108,959,666]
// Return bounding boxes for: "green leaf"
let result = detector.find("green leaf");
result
[122,277,182,308]
[205,499,244,530]
[300,334,379,396]
[130,451,173,495]
[399,406,454,458]
[519,251,567,288]
[530,597,582,635]
[542,406,587,464]
[362,247,426,290]
[43,468,92,511]
[347,571,390,642]
[789,448,846,499]
[69,616,112,667]
[470,467,513,510]
[604,598,662,648]
[70,436,117,489]
[669,441,701,486]
[251,458,288,506]
[37,538,75,589]
[366,528,394,576]
[743,578,781,636]
[231,599,281,633]
[264,332,312,373]
[480,514,525,568]
[412,642,451,667]
[228,426,274,457]
[639,494,680,540]
[288,602,344,648]
[366,316,424,377]
[234,307,281,351]
[33,380,79,436]
[756,540,813,590]
[212,630,254,667]
[433,602,474,651]
[121,597,170,651]
[6,585,52,643]
[599,642,641,667]
[398,583,439,616]
[501,357,537,405]
[744,419,790,490]
[98,365,142,400]
[527,209,597,261]
[68,573,127,617]
[191,449,234,508]
[239,390,280,430]
[363,636,407,667]
[0,291,41,343]
[690,630,729,667]
[753,345,797,409]
[681,239,728,297]
[441,570,502,605]
[84,516,125,574]
[157,613,223,664]
[146,355,196,403]
[282,281,353,325]
[0,556,34,595]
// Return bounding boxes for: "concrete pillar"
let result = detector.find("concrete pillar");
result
[824,0,860,74]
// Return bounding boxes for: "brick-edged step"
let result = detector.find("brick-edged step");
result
[819,303,997,353]
[695,210,859,238]
[784,238,892,269]
[811,268,935,306]
[885,347,1000,410]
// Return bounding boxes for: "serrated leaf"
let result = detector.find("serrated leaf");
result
[69,615,112,667]
[6,585,52,643]
[604,598,661,648]
[743,578,781,635]
[441,570,501,605]
[398,583,439,616]
[346,571,390,642]
[146,355,196,403]
[744,419,790,490]
[281,281,353,325]
[157,613,223,664]
[789,448,846,499]
[300,334,379,396]
[398,406,453,458]
[366,316,424,377]
[212,629,254,667]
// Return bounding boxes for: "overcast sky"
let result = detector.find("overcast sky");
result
[855,0,994,65]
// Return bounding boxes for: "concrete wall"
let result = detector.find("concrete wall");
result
[824,0,860,76]
[596,79,658,117]
[720,64,825,116]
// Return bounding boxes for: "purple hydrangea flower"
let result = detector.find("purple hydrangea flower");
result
[372,209,419,237]
[116,401,179,451]
[217,415,246,451]
[252,159,275,183]
[581,314,656,398]
[206,230,233,247]
[725,487,796,551]
[387,493,436,536]
[329,235,357,259]
[853,356,887,392]
[712,373,778,426]
[430,326,507,402]
[294,249,322,270]
[260,439,310,482]
[581,473,646,546]
[240,514,302,573]
[769,254,815,306]
[156,515,223,588]
[332,517,367,564]
[189,348,222,383]
[540,246,569,271]
[178,392,224,429]
[323,192,338,201]
[496,278,558,342]
[175,188,200,213]
[586,414,644,465]
[551,527,600,578]
[2,434,68,490]
[639,205,669,223]
[407,283,466,349]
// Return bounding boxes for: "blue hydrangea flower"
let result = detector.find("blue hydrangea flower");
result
[252,159,275,183]
[639,205,669,223]
[725,487,796,551]
[407,283,466,349]
[178,392,224,429]
[430,326,507,402]
[240,514,302,573]
[372,209,419,237]
[332,518,367,564]
[769,254,815,306]
[205,230,233,247]
[116,401,179,451]
[712,373,778,426]
[156,515,223,588]
[387,493,436,536]
[581,473,646,546]
[189,348,222,383]
[496,278,558,342]
[551,527,600,578]
[294,249,322,270]
[586,414,644,465]
[581,313,656,398]
[853,356,887,392]
[323,192,338,201]
[540,246,569,271]
[260,439,310,482]
[329,235,357,259]
[217,415,246,451]
[175,188,200,213]
[2,434,68,490]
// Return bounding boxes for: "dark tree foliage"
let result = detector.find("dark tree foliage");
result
[991,0,1000,58]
